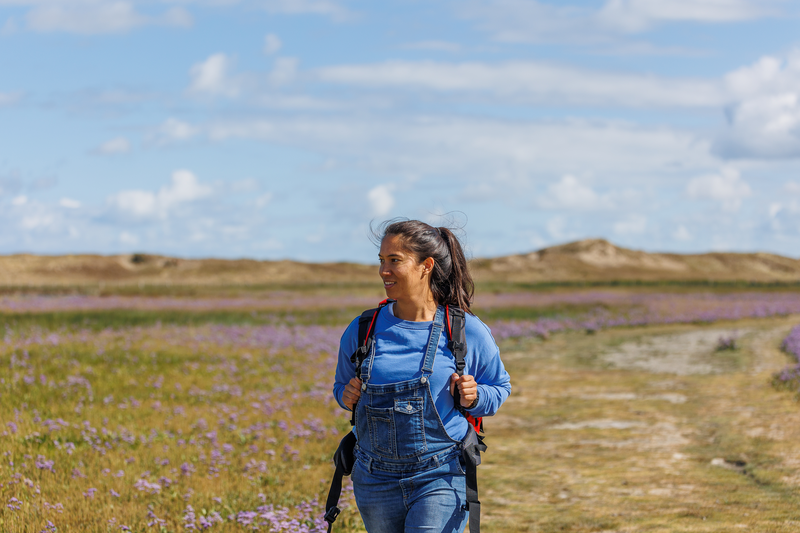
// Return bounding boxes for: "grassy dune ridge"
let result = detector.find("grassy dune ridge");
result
[2,287,800,531]
[3,238,800,290]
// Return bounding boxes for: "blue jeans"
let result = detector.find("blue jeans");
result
[352,454,469,533]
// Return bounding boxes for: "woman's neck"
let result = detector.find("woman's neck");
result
[393,296,438,322]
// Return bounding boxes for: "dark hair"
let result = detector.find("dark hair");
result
[372,219,474,313]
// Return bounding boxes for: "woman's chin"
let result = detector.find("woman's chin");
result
[383,285,397,298]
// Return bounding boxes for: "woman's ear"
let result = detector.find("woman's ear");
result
[423,257,435,275]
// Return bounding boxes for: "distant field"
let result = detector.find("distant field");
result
[2,288,800,532]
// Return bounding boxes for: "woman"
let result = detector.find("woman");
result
[333,220,511,533]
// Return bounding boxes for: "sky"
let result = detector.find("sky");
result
[1,0,800,263]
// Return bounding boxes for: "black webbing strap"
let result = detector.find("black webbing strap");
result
[324,432,356,532]
[447,305,486,533]
[447,305,468,410]
[462,427,487,533]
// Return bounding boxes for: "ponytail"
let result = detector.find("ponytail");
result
[435,227,474,312]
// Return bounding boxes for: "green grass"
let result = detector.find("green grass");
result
[0,307,369,332]
[5,279,800,299]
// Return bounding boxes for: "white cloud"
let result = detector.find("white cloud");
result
[672,225,692,241]
[255,193,272,208]
[715,50,800,158]
[94,136,131,155]
[545,216,575,241]
[686,166,751,211]
[316,60,722,108]
[189,53,240,97]
[108,169,213,219]
[597,0,777,32]
[785,181,800,195]
[539,175,614,210]
[119,231,139,245]
[192,115,713,182]
[367,184,395,216]
[613,214,647,235]
[156,118,198,143]
[20,212,54,230]
[269,57,299,86]
[12,195,27,206]
[0,91,22,106]
[24,2,191,34]
[186,53,300,99]
[264,33,282,55]
[261,0,353,21]
[59,198,81,209]
[461,0,780,44]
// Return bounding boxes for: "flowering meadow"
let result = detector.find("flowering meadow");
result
[486,290,800,340]
[772,324,800,391]
[0,321,360,532]
[2,288,800,532]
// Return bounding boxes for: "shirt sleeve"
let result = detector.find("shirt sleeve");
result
[463,315,511,418]
[333,316,361,411]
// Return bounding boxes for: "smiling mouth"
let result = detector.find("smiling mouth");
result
[383,281,396,288]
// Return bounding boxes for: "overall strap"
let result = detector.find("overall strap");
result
[420,306,445,375]
[350,299,394,426]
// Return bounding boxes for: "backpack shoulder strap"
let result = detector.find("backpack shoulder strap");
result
[353,308,378,364]
[447,305,487,533]
[447,305,484,434]
[446,305,467,376]
[349,299,394,426]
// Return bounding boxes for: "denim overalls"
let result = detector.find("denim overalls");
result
[352,306,469,533]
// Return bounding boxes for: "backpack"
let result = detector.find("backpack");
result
[325,299,487,533]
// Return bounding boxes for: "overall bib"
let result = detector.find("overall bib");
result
[352,306,469,533]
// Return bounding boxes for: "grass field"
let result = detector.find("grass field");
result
[2,288,800,532]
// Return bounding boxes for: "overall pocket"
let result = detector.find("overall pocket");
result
[365,406,395,457]
[393,397,427,458]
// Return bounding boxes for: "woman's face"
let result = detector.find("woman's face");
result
[378,235,431,302]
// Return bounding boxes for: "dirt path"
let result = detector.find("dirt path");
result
[485,316,800,532]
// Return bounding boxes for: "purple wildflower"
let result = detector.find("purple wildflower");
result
[180,462,195,476]
[35,455,55,472]
[183,505,197,530]
[134,478,162,495]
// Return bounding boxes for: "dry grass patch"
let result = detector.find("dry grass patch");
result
[482,317,800,532]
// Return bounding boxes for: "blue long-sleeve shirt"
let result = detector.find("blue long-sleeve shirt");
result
[333,303,511,441]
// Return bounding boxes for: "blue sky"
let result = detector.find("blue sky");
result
[2,0,800,263]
